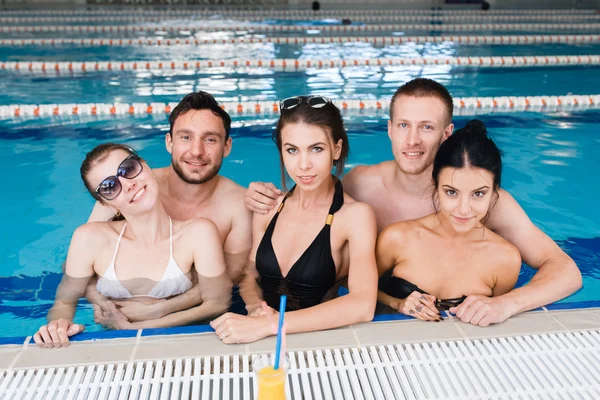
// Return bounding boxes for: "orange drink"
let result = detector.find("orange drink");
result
[253,354,288,400]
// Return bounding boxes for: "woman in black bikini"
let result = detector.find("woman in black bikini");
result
[211,96,379,343]
[377,120,522,323]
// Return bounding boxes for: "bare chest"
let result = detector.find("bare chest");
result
[397,240,495,298]
[160,194,230,245]
[366,188,435,231]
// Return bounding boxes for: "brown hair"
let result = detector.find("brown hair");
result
[169,91,232,140]
[390,78,454,125]
[273,99,349,190]
[80,143,138,204]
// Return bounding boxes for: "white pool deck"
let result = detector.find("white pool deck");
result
[1,308,600,399]
[1,307,599,370]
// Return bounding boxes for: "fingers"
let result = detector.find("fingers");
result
[34,326,52,348]
[67,324,85,337]
[245,182,281,214]
[470,306,490,326]
[210,312,231,331]
[418,295,440,318]
[413,305,441,321]
[47,321,62,348]
[56,319,71,347]
[403,292,441,321]
[456,299,480,324]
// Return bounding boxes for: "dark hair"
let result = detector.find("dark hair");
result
[273,98,349,190]
[432,119,502,222]
[390,78,453,125]
[80,143,138,203]
[169,91,232,140]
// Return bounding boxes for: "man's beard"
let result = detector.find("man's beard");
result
[172,157,222,184]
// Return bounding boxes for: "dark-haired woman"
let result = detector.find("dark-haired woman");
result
[34,144,232,348]
[377,120,521,324]
[211,96,378,344]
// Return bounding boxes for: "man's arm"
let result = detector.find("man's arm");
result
[237,210,272,314]
[487,190,581,310]
[223,197,253,285]
[452,189,582,326]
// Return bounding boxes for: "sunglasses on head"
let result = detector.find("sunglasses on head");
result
[94,153,143,201]
[279,95,332,112]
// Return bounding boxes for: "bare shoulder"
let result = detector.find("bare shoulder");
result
[483,228,522,267]
[378,218,420,244]
[215,176,247,207]
[179,217,220,237]
[343,163,386,187]
[71,221,115,248]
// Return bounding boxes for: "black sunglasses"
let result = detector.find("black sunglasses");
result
[94,154,143,201]
[279,95,331,112]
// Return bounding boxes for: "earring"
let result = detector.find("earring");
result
[115,210,121,217]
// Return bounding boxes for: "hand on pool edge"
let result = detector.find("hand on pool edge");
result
[210,312,274,344]
[33,318,85,349]
[449,295,516,327]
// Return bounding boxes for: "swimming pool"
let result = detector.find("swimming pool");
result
[0,8,599,339]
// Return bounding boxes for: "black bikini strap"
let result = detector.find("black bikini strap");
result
[326,177,344,226]
[276,185,296,213]
[277,177,344,226]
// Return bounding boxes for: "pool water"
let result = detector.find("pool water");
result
[0,10,599,339]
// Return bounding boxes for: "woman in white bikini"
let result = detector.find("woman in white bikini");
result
[34,143,232,348]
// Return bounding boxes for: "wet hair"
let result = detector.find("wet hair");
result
[273,98,349,190]
[80,143,138,206]
[169,91,232,140]
[432,119,502,222]
[390,78,454,125]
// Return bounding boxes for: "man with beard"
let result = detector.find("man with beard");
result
[245,78,582,327]
[87,91,252,326]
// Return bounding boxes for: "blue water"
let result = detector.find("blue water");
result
[0,12,599,338]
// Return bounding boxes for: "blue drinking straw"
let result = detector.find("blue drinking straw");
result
[274,295,287,370]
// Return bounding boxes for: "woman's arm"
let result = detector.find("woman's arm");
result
[119,219,232,329]
[238,211,271,314]
[284,203,378,332]
[34,224,99,347]
[375,224,402,309]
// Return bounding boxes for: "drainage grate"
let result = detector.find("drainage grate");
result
[1,330,600,399]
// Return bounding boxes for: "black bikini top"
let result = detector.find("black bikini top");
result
[379,269,467,310]
[255,177,344,311]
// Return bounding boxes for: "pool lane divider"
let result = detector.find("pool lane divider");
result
[1,34,599,47]
[3,22,600,33]
[1,8,598,16]
[0,9,597,16]
[1,94,599,119]
[3,55,600,74]
[2,14,600,23]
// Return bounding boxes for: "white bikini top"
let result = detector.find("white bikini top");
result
[96,217,193,299]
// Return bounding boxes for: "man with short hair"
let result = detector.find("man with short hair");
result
[89,91,252,325]
[245,78,581,327]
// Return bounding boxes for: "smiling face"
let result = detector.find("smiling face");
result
[388,95,453,175]
[281,122,342,191]
[436,166,496,233]
[86,149,159,215]
[166,109,232,184]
